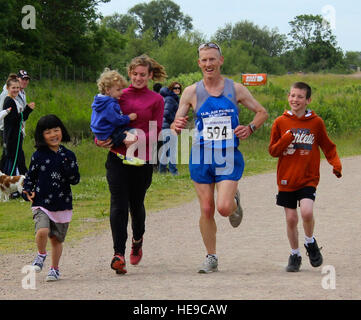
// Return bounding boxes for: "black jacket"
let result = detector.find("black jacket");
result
[160,87,179,129]
[22,145,80,211]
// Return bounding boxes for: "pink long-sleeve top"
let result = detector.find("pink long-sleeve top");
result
[112,84,164,162]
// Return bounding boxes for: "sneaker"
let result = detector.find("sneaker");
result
[117,153,145,166]
[46,268,60,281]
[111,254,127,274]
[198,255,218,273]
[229,190,243,228]
[32,254,47,273]
[130,238,143,265]
[286,254,302,272]
[304,238,323,267]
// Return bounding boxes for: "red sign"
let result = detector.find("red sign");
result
[241,73,267,86]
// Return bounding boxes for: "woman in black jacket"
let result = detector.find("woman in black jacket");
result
[0,74,35,176]
[159,81,182,175]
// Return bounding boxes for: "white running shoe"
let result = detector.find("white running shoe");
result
[32,254,47,273]
[46,268,60,281]
[198,255,218,273]
[229,190,243,228]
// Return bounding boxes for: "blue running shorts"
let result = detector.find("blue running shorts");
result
[189,146,244,184]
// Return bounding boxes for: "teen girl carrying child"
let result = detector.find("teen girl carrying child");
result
[22,115,80,281]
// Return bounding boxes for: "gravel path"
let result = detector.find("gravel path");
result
[1,156,360,300]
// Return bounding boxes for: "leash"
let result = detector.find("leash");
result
[10,112,23,176]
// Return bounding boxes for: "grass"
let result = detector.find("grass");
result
[1,73,360,254]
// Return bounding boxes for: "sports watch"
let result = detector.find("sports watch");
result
[248,123,256,133]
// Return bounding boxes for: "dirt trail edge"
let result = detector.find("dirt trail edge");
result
[1,156,360,300]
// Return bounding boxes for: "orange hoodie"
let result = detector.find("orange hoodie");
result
[269,110,342,192]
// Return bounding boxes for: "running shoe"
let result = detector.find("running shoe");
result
[304,238,323,267]
[116,153,145,166]
[46,268,60,281]
[130,238,143,265]
[32,254,47,273]
[228,190,243,228]
[198,255,218,273]
[111,254,127,274]
[286,254,302,272]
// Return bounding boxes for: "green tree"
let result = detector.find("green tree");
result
[151,33,198,77]
[288,14,337,48]
[102,13,138,34]
[287,14,344,72]
[128,0,193,43]
[215,20,286,57]
[344,51,361,69]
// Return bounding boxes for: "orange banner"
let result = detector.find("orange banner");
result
[241,73,267,86]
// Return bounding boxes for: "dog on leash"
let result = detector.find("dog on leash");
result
[0,171,25,202]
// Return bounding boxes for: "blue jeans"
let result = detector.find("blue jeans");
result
[159,134,178,175]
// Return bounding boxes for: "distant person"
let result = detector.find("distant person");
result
[0,70,34,142]
[0,74,35,177]
[96,54,166,275]
[153,82,162,93]
[159,81,182,175]
[22,115,80,281]
[269,81,342,272]
[90,68,141,165]
[171,42,268,273]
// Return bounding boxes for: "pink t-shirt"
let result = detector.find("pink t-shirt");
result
[32,206,72,223]
[113,85,164,162]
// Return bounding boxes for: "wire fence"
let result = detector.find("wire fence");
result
[0,64,101,83]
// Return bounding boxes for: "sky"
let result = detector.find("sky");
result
[97,0,361,52]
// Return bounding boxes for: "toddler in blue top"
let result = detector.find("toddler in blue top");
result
[90,68,137,147]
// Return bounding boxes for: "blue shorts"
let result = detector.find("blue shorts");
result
[189,146,244,184]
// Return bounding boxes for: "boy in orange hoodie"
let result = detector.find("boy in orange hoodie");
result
[269,82,342,272]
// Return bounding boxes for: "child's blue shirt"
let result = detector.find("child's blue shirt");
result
[90,94,130,140]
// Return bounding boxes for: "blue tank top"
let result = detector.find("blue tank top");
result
[193,78,240,149]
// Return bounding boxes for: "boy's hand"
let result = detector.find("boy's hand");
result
[28,102,35,109]
[333,169,342,178]
[128,113,137,121]
[23,190,35,202]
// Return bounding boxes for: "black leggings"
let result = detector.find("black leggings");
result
[105,152,153,255]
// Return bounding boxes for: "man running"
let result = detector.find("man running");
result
[171,42,268,273]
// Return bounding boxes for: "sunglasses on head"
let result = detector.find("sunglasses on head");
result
[198,42,222,55]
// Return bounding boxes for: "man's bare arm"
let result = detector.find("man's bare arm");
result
[170,84,196,134]
[234,83,268,140]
